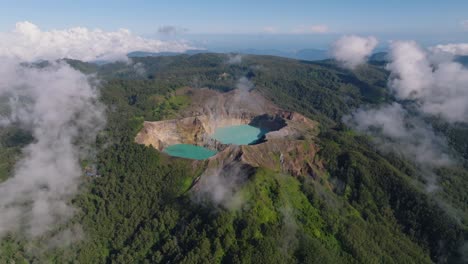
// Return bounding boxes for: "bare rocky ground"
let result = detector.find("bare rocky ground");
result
[135,87,324,190]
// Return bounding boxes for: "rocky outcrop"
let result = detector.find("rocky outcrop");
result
[200,138,323,178]
[135,116,207,150]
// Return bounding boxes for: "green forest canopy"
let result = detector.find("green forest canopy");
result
[0,53,467,263]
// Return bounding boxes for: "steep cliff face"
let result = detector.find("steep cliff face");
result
[135,87,282,150]
[135,114,253,151]
[135,117,206,150]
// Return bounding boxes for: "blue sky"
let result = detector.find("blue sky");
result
[2,0,468,50]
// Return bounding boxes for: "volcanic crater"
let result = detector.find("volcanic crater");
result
[135,87,322,177]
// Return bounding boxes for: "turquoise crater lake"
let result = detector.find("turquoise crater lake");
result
[163,144,217,160]
[212,125,265,145]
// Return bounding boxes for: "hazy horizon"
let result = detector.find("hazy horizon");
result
[2,0,468,53]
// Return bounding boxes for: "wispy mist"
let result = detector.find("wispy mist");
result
[343,38,468,191]
[344,103,452,167]
[193,161,249,210]
[387,41,468,123]
[0,21,196,238]
[431,43,468,56]
[132,62,147,76]
[0,60,105,237]
[233,77,254,106]
[226,53,243,64]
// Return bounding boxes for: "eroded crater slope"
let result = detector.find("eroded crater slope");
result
[135,87,321,178]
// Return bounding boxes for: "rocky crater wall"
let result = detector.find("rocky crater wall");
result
[135,87,321,178]
[134,112,288,151]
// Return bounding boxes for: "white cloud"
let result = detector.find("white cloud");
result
[292,24,329,34]
[344,38,468,189]
[345,103,452,167]
[0,60,105,237]
[387,41,468,122]
[344,102,451,192]
[331,35,378,69]
[0,21,113,241]
[387,41,434,98]
[0,21,195,62]
[430,43,468,56]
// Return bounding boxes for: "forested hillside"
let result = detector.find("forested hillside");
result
[0,53,466,263]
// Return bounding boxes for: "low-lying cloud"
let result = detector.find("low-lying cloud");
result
[0,21,190,240]
[431,43,468,56]
[331,35,378,69]
[344,103,452,167]
[0,60,105,237]
[344,38,468,192]
[193,161,248,210]
[0,21,195,62]
[388,41,468,123]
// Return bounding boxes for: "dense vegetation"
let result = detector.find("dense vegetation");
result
[0,53,467,263]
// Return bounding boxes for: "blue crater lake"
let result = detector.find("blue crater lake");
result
[212,125,265,145]
[163,144,217,160]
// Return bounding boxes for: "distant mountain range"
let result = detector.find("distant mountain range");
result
[231,48,329,61]
[128,48,330,61]
[128,49,468,67]
[368,52,468,67]
[127,50,205,57]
